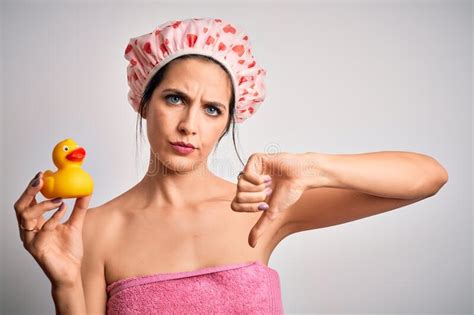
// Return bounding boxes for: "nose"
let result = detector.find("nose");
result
[178,105,198,135]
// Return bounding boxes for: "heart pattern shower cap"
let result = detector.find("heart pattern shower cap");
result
[124,17,267,123]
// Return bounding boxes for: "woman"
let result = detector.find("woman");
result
[14,17,449,314]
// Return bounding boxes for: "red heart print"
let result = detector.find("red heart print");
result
[232,45,245,57]
[205,36,215,45]
[187,34,198,47]
[223,24,236,34]
[144,42,152,54]
[160,44,169,54]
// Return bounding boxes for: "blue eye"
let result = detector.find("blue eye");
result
[206,106,222,117]
[166,95,182,105]
[165,94,223,117]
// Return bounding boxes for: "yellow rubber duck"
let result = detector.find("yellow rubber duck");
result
[40,138,94,199]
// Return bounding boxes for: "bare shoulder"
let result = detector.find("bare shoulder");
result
[215,178,238,199]
[83,195,127,249]
[81,196,128,313]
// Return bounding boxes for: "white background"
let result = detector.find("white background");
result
[1,0,471,314]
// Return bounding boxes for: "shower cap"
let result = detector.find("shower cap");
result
[124,17,267,123]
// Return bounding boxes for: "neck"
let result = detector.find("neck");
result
[136,154,218,209]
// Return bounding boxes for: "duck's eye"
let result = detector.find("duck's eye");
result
[63,146,69,152]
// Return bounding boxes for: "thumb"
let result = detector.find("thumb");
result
[265,186,286,218]
[66,194,92,230]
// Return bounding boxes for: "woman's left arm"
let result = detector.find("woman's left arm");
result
[241,151,449,247]
[272,151,449,245]
[303,151,449,199]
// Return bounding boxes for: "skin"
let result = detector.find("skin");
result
[14,57,448,314]
[88,58,287,285]
[14,58,288,313]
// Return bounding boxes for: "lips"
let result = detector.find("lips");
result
[66,147,86,162]
[170,143,195,155]
[170,141,196,149]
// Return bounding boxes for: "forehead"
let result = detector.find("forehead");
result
[160,58,232,97]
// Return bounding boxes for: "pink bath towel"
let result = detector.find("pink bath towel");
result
[106,260,284,314]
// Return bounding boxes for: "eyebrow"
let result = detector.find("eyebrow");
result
[161,88,227,111]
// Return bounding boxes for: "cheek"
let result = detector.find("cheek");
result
[146,110,168,145]
[147,105,170,131]
[201,125,226,149]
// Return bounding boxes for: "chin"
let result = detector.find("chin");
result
[168,157,195,170]
[155,151,202,173]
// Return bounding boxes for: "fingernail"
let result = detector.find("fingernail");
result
[265,187,273,196]
[258,203,269,210]
[31,178,40,187]
[264,178,272,183]
[51,197,63,203]
[265,181,272,188]
[29,172,41,186]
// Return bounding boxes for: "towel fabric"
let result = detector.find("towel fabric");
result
[106,260,283,314]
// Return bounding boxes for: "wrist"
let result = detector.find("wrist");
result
[51,277,83,292]
[51,280,86,315]
[300,152,339,189]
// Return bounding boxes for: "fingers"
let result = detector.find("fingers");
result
[232,188,273,211]
[41,202,67,232]
[237,177,270,192]
[14,171,44,240]
[20,198,64,222]
[19,198,64,243]
[14,171,42,214]
[235,189,273,203]
[239,170,271,186]
[232,177,273,213]
[242,154,272,185]
[66,195,92,231]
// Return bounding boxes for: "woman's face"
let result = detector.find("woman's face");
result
[145,58,232,173]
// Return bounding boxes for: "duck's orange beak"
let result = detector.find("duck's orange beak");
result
[66,147,86,162]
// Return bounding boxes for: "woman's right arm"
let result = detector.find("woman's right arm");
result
[13,172,105,314]
[51,280,86,314]
[49,207,108,315]
[81,206,108,314]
